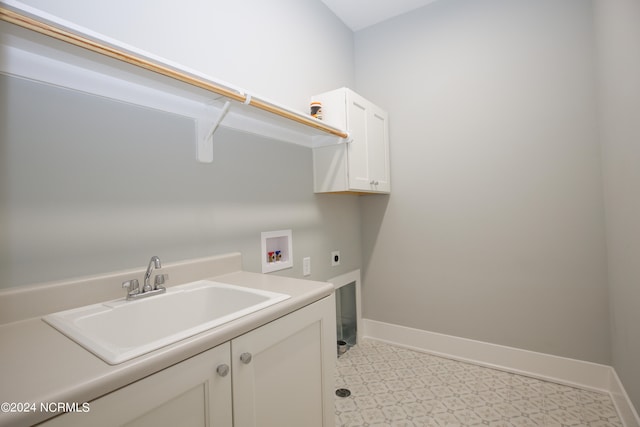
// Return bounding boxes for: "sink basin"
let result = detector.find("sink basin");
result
[43,280,290,364]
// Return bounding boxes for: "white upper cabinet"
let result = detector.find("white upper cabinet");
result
[312,88,390,194]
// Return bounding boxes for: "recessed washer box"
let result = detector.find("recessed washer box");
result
[261,229,293,273]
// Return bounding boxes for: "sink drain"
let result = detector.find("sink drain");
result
[335,388,351,398]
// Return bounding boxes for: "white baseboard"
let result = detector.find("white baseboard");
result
[610,368,640,427]
[362,318,640,427]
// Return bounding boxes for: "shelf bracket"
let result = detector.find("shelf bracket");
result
[196,101,231,163]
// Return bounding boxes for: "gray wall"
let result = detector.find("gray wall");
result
[356,0,611,364]
[7,2,639,409]
[594,0,640,409]
[0,0,359,288]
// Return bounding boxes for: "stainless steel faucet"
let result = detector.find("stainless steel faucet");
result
[143,255,162,292]
[122,256,168,300]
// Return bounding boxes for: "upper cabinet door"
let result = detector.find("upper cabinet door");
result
[366,103,390,192]
[345,90,390,193]
[345,91,371,191]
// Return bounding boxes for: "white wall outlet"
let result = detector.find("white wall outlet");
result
[303,257,311,276]
[331,251,340,266]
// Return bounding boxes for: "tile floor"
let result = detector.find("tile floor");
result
[334,339,622,427]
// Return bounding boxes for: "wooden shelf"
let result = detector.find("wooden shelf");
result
[0,1,349,162]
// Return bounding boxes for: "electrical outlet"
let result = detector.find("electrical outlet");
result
[331,251,340,267]
[303,257,311,276]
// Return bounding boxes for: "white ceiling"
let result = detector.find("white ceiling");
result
[320,0,440,32]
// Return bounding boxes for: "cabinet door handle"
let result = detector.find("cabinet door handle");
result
[370,180,379,185]
[239,352,252,364]
[216,364,230,377]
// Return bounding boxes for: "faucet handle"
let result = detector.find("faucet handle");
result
[154,273,169,288]
[122,279,140,295]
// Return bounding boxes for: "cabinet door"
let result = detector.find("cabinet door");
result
[41,343,232,427]
[345,90,390,193]
[232,295,336,427]
[366,103,390,192]
[345,90,373,191]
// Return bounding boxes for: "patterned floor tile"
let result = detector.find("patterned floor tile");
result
[334,340,623,427]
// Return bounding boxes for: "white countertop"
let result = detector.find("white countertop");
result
[0,255,334,427]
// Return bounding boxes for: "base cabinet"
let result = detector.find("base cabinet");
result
[41,295,336,427]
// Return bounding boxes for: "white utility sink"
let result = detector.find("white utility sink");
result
[43,280,290,364]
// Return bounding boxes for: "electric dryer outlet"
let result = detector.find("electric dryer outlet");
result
[331,251,340,266]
